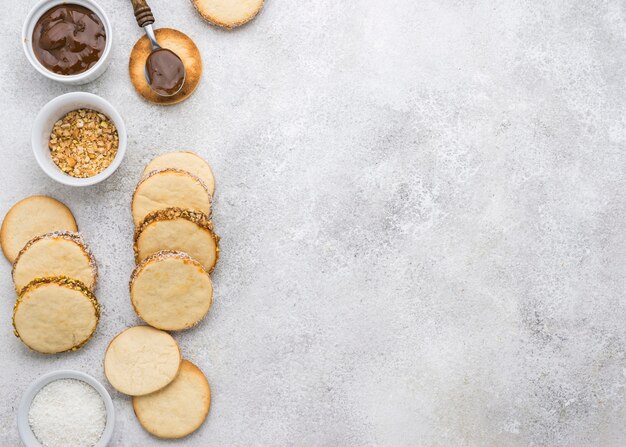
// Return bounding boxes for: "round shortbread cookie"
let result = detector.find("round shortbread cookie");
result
[133,360,210,439]
[130,251,213,331]
[192,0,263,29]
[13,277,99,354]
[1,196,77,263]
[131,169,212,226]
[142,152,215,196]
[12,231,97,293]
[134,208,219,273]
[129,28,202,105]
[104,326,181,396]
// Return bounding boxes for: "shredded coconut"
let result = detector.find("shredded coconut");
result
[28,378,106,447]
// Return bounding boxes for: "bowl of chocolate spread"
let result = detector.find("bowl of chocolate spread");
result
[23,0,113,84]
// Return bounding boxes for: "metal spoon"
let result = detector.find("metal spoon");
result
[130,0,186,97]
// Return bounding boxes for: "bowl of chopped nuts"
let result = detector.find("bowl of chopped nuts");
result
[32,92,126,186]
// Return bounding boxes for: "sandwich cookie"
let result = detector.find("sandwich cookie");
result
[134,208,219,273]
[13,277,99,354]
[131,169,212,226]
[1,196,77,263]
[143,152,215,196]
[12,231,97,294]
[130,251,213,331]
[192,0,263,29]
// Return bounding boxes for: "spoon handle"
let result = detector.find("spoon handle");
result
[131,0,155,28]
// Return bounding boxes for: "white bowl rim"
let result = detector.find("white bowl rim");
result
[22,0,113,83]
[32,92,127,187]
[17,369,115,447]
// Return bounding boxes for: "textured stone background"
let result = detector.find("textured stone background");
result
[0,0,625,445]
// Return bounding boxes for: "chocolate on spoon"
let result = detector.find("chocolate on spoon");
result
[130,0,186,97]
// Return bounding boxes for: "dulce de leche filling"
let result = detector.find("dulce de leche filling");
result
[32,4,106,76]
[145,49,186,96]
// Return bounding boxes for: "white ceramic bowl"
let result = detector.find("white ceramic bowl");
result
[17,370,115,447]
[32,92,127,186]
[22,0,113,85]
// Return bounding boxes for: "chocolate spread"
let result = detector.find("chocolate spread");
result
[145,49,185,96]
[32,4,106,75]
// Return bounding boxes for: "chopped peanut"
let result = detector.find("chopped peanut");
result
[49,108,119,178]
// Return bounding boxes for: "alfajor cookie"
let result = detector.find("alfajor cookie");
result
[12,231,97,294]
[131,169,212,226]
[134,208,219,273]
[192,0,263,29]
[13,277,99,354]
[143,152,215,196]
[1,196,77,263]
[129,28,202,105]
[130,251,213,331]
[133,360,211,439]
[104,326,181,396]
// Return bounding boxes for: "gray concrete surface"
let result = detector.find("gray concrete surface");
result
[0,0,625,445]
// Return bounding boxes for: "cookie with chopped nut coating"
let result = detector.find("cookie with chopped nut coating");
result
[133,360,211,439]
[1,196,77,263]
[13,231,97,294]
[130,251,213,331]
[134,208,219,273]
[104,326,181,396]
[13,277,99,354]
[131,169,212,226]
[143,152,215,196]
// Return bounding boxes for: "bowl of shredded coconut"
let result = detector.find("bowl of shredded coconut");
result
[17,370,115,447]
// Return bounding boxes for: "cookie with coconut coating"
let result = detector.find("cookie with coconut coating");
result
[142,152,215,196]
[192,0,263,29]
[12,231,97,293]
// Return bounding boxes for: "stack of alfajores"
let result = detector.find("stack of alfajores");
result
[1,196,100,354]
[104,152,218,439]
